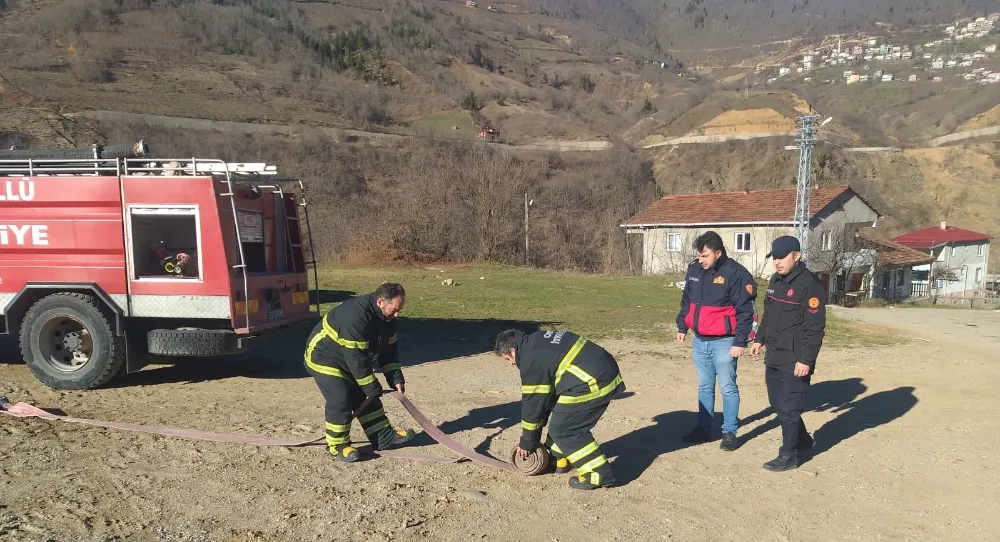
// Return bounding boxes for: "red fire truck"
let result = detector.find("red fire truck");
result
[0,141,321,390]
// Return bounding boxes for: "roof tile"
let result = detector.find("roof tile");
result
[624,185,857,226]
[890,225,993,249]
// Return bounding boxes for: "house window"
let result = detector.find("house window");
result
[821,231,832,251]
[976,267,983,283]
[735,232,751,252]
[666,233,682,252]
[129,206,202,280]
[979,244,985,257]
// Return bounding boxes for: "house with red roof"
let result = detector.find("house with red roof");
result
[890,221,993,297]
[621,185,881,294]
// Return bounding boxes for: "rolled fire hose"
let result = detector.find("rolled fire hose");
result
[0,139,150,160]
[0,393,548,475]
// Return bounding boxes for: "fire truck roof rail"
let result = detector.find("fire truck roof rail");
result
[0,158,121,176]
[122,159,279,177]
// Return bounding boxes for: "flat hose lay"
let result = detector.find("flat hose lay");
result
[0,393,545,475]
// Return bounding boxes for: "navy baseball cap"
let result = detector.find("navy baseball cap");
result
[766,235,801,259]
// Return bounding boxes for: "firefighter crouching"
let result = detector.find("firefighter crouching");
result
[494,329,626,490]
[304,282,416,462]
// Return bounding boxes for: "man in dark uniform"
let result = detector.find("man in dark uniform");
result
[494,329,626,490]
[304,282,416,462]
[676,231,758,451]
[749,235,826,472]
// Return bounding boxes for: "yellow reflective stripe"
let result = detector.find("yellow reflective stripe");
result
[567,441,599,464]
[306,358,347,378]
[325,434,350,445]
[363,419,391,435]
[591,472,601,486]
[521,384,552,394]
[521,420,543,431]
[356,374,375,386]
[323,318,369,349]
[304,332,326,364]
[358,408,386,424]
[325,421,350,433]
[548,442,563,455]
[554,337,587,386]
[577,454,608,474]
[557,374,624,405]
[565,365,599,394]
[380,363,401,373]
[388,334,397,344]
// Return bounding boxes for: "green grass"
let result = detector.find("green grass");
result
[314,264,904,347]
[411,110,478,138]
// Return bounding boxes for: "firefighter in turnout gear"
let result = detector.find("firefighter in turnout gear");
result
[495,329,626,490]
[304,283,416,462]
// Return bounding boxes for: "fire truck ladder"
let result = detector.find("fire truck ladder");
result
[121,159,321,331]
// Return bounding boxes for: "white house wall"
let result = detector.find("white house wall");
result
[931,240,991,296]
[634,225,795,278]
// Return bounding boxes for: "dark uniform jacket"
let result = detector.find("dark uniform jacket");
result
[514,330,625,449]
[754,261,827,374]
[303,292,404,398]
[677,254,758,345]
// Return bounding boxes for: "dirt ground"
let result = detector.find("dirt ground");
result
[2,307,999,542]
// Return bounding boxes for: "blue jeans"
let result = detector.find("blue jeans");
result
[691,335,740,434]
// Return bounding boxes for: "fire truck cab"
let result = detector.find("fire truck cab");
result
[0,141,321,389]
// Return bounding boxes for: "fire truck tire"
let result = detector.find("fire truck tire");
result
[146,329,241,357]
[19,292,126,390]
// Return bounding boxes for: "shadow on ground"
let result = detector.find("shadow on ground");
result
[738,377,918,464]
[93,318,555,388]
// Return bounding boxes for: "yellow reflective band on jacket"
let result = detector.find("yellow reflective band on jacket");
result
[557,374,624,405]
[304,327,376,386]
[380,363,401,373]
[521,384,552,394]
[554,337,587,386]
[388,334,397,344]
[521,420,543,431]
[356,374,375,386]
[323,318,369,349]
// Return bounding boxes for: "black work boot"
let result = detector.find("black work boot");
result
[568,473,615,490]
[763,455,798,472]
[681,427,712,443]
[376,427,416,451]
[719,432,739,451]
[553,457,571,474]
[330,445,361,463]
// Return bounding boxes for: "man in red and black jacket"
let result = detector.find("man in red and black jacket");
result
[676,231,758,451]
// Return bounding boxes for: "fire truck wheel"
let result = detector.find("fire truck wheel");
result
[146,329,241,357]
[19,292,126,390]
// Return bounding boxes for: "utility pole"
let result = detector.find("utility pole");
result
[524,192,530,266]
[794,114,820,247]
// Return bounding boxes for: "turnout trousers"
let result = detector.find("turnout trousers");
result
[765,366,810,459]
[307,366,399,455]
[543,403,615,486]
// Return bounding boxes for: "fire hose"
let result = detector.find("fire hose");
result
[0,392,549,475]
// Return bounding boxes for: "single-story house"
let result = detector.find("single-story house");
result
[853,228,938,301]
[891,222,993,297]
[621,185,881,299]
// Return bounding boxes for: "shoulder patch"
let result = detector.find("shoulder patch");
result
[713,276,726,284]
[808,297,820,309]
[745,283,754,294]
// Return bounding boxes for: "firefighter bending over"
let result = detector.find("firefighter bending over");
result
[495,329,626,490]
[304,282,416,462]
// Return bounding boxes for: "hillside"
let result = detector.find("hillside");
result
[1,0,998,273]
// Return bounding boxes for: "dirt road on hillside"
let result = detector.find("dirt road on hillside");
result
[2,310,999,542]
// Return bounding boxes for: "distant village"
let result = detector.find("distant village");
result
[763,13,999,86]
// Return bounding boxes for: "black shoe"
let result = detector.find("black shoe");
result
[797,434,814,450]
[330,445,361,463]
[719,432,739,451]
[763,455,798,472]
[568,473,615,490]
[681,427,712,443]
[376,428,416,451]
